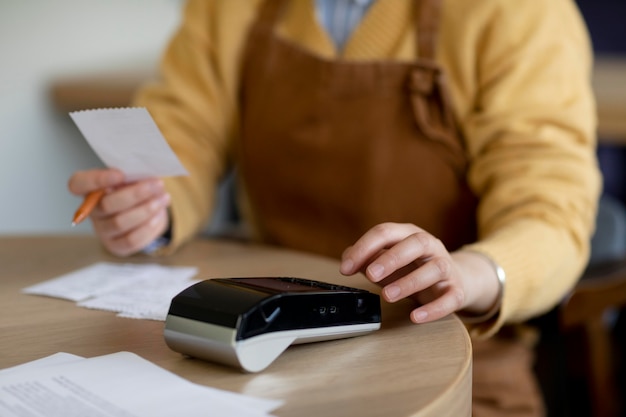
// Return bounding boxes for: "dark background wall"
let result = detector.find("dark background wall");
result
[576,0,626,204]
[576,0,626,54]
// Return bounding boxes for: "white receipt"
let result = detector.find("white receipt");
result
[69,107,188,181]
[78,274,200,321]
[0,352,283,417]
[22,262,199,320]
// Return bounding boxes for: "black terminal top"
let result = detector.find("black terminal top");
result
[167,277,381,340]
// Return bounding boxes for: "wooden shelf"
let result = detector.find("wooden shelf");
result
[594,55,626,144]
[49,70,153,113]
[49,54,626,144]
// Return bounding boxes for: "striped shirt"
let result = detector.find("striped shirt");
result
[315,0,375,50]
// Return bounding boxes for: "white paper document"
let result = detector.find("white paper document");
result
[0,352,283,417]
[69,107,188,181]
[0,353,83,375]
[22,262,199,321]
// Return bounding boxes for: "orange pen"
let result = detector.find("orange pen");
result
[71,189,106,226]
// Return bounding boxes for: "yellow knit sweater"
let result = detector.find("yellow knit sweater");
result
[134,0,602,337]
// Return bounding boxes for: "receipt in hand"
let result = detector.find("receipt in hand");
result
[69,107,188,181]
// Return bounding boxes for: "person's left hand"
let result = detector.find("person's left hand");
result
[340,222,499,324]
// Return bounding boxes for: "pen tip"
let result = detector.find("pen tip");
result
[71,222,77,227]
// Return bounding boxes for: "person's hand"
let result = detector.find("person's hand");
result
[340,223,500,324]
[68,168,171,257]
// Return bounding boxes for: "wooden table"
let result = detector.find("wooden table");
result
[0,236,472,417]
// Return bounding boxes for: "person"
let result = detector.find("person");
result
[67,0,601,415]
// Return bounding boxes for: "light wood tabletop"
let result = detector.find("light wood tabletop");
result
[0,235,472,417]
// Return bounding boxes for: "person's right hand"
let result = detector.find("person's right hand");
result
[68,168,171,257]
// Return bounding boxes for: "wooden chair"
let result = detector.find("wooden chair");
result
[558,257,626,417]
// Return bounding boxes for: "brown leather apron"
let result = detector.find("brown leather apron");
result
[237,0,477,260]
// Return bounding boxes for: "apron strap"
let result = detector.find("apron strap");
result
[257,0,287,29]
[410,0,467,171]
[415,0,441,60]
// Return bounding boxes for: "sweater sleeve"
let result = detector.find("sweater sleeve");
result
[132,0,258,253]
[446,0,602,337]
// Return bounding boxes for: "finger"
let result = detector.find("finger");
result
[68,169,125,195]
[381,256,452,302]
[102,209,170,257]
[340,223,421,275]
[364,231,446,283]
[94,193,171,239]
[340,246,387,277]
[93,179,166,218]
[409,284,465,324]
